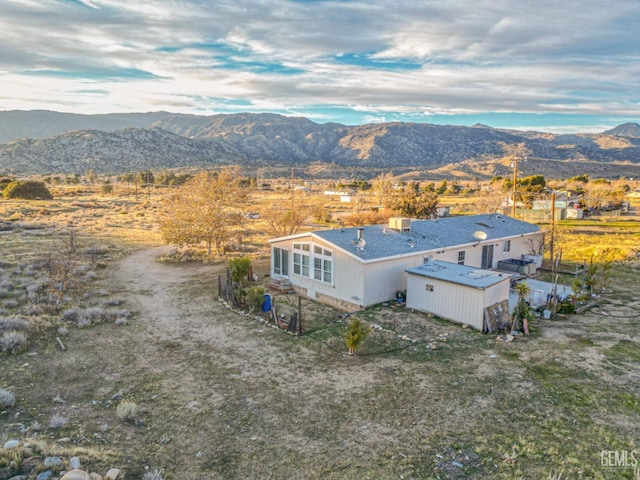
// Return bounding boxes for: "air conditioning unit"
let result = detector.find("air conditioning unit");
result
[389,217,411,232]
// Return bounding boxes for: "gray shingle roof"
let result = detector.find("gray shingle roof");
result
[312,214,540,262]
[406,260,510,289]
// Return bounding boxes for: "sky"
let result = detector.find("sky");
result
[1,0,639,133]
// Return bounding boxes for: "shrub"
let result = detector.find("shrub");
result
[2,180,53,200]
[0,387,15,409]
[0,318,28,332]
[0,331,27,353]
[61,308,80,322]
[228,257,251,284]
[344,317,371,356]
[3,299,20,309]
[143,468,165,480]
[246,286,266,312]
[116,400,139,422]
[48,413,69,429]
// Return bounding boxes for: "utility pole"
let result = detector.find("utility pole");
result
[550,190,556,261]
[291,167,295,211]
[511,156,518,217]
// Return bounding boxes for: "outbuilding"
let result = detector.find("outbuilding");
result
[406,260,510,331]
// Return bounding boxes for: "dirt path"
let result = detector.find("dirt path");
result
[108,245,222,340]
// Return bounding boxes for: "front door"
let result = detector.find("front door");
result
[481,244,494,269]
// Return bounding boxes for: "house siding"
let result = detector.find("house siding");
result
[269,215,540,312]
[270,236,366,310]
[406,275,509,330]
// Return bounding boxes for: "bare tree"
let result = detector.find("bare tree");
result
[158,168,249,256]
[261,204,311,237]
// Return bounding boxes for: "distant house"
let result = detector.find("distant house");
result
[268,214,541,311]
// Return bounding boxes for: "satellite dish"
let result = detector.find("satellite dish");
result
[351,238,366,249]
[473,231,487,240]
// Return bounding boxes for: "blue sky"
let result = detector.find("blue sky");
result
[1,0,639,133]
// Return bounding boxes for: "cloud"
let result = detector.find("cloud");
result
[0,0,638,132]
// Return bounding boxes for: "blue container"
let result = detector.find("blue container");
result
[262,294,271,312]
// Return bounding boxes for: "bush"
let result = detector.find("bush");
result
[246,286,266,312]
[143,468,165,480]
[116,400,139,422]
[228,257,251,284]
[48,414,69,429]
[0,317,28,332]
[0,331,27,353]
[0,387,15,409]
[2,180,53,200]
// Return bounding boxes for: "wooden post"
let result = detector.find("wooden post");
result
[298,296,302,336]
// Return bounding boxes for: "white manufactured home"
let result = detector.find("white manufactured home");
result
[405,261,510,331]
[268,214,541,311]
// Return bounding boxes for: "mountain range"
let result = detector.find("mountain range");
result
[0,110,639,176]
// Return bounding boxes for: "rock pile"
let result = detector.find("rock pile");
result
[1,441,123,480]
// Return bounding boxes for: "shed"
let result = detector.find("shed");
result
[406,261,510,331]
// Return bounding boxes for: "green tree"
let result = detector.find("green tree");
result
[2,180,53,200]
[387,182,438,218]
[344,317,371,356]
[228,257,251,285]
[158,168,250,256]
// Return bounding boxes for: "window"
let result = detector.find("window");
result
[273,247,289,276]
[293,242,332,283]
[293,243,310,277]
[503,240,511,253]
[313,248,333,284]
[457,250,466,265]
[425,284,434,292]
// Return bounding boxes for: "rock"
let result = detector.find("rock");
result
[89,474,103,480]
[8,475,27,480]
[60,470,91,480]
[452,461,464,468]
[3,440,20,449]
[20,456,41,474]
[57,437,72,443]
[0,469,14,480]
[69,457,82,470]
[44,457,64,468]
[104,468,122,480]
[36,472,52,480]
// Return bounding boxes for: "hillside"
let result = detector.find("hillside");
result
[0,110,176,143]
[0,111,639,175]
[0,128,243,174]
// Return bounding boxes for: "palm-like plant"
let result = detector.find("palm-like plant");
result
[512,281,533,334]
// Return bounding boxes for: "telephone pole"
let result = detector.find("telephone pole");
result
[511,156,519,217]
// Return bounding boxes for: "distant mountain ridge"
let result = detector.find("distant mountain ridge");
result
[0,110,638,175]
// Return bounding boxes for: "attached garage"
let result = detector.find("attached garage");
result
[406,261,510,331]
